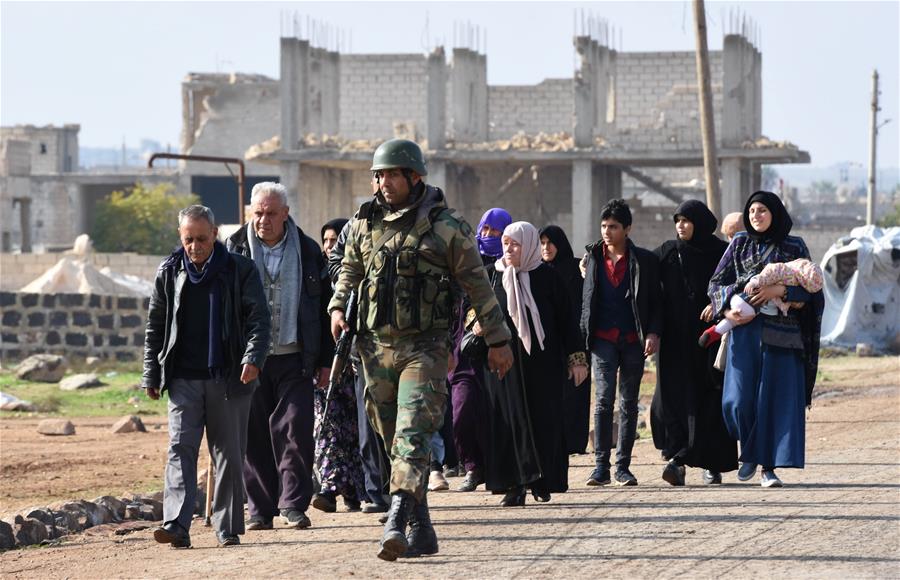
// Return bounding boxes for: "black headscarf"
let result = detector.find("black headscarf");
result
[539,225,575,265]
[539,225,583,309]
[321,218,349,243]
[743,191,793,245]
[673,199,719,251]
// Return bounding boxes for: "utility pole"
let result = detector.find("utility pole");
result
[866,70,880,226]
[692,0,721,218]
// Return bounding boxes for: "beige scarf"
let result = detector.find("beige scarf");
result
[495,221,545,354]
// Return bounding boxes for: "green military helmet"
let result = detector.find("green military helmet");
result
[371,139,428,176]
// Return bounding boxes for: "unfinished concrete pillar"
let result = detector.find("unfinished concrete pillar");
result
[280,38,306,149]
[428,160,448,194]
[723,34,762,147]
[574,36,597,148]
[448,49,488,142]
[572,160,600,250]
[721,158,752,215]
[426,48,447,150]
[12,197,32,253]
[309,47,340,136]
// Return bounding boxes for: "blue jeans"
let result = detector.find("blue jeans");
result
[591,338,646,472]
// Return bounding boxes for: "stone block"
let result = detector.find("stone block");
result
[115,351,136,362]
[133,332,144,347]
[2,332,17,343]
[27,312,45,327]
[12,515,49,547]
[97,314,114,329]
[93,335,103,347]
[71,311,92,327]
[37,419,75,436]
[92,496,126,522]
[45,331,60,345]
[41,294,55,308]
[111,415,147,433]
[59,294,84,307]
[120,315,142,328]
[49,311,67,326]
[17,354,67,381]
[88,295,101,308]
[59,373,103,391]
[0,292,15,307]
[117,297,138,310]
[65,333,88,347]
[0,519,14,550]
[20,293,38,307]
[109,334,127,347]
[2,311,21,327]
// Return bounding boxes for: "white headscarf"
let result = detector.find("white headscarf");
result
[495,221,545,354]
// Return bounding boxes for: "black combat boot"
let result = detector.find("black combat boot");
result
[377,491,414,561]
[402,493,438,557]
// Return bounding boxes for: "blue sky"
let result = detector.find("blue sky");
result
[1,0,897,168]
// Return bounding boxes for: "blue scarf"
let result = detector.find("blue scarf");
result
[177,241,229,377]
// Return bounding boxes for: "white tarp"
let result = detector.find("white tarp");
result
[820,225,900,348]
[19,256,154,297]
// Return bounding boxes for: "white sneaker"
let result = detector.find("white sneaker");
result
[760,470,783,488]
[428,470,449,491]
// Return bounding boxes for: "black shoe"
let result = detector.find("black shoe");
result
[344,497,362,512]
[246,516,273,531]
[614,468,638,486]
[216,531,240,547]
[456,469,484,492]
[153,521,191,548]
[363,502,389,514]
[662,460,686,486]
[402,494,439,557]
[702,469,723,485]
[312,492,337,513]
[377,492,414,561]
[500,486,526,507]
[586,467,611,486]
[280,508,312,529]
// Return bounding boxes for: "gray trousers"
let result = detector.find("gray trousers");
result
[164,378,253,535]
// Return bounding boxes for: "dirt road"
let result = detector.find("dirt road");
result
[1,356,898,578]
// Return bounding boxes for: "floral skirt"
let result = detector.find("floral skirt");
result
[314,373,367,500]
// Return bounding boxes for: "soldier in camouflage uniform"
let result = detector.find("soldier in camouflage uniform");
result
[328,139,513,561]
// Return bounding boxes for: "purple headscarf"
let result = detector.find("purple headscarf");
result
[476,208,512,258]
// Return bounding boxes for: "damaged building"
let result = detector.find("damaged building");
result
[183,29,808,249]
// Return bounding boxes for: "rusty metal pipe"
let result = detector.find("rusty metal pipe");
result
[148,153,246,225]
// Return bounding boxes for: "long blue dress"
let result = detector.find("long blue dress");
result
[709,229,823,470]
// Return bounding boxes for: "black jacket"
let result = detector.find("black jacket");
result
[580,238,663,349]
[142,250,271,395]
[227,224,333,376]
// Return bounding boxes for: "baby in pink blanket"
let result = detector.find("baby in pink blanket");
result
[699,258,823,347]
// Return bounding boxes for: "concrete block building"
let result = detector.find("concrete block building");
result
[189,30,808,249]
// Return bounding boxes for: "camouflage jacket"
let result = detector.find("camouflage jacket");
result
[328,184,511,346]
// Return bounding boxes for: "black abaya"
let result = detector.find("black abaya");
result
[481,263,582,494]
[651,201,737,473]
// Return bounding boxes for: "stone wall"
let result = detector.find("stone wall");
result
[0,253,163,291]
[489,79,574,139]
[0,292,148,362]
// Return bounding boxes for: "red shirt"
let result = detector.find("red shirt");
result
[594,245,639,344]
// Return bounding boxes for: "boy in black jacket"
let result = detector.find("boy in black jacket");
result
[580,199,662,486]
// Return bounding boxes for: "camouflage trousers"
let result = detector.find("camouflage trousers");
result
[357,330,449,502]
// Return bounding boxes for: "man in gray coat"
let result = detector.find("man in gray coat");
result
[143,204,270,548]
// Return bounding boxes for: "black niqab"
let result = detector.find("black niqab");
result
[743,191,793,244]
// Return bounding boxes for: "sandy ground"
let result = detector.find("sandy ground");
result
[1,355,898,578]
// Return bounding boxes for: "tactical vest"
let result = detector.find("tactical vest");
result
[358,203,454,335]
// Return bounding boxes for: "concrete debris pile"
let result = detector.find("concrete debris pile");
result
[244,135,281,160]
[446,131,608,152]
[298,133,382,152]
[740,136,797,150]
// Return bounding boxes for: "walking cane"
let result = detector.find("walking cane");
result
[204,452,214,526]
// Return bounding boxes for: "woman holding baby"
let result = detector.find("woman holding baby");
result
[707,191,825,487]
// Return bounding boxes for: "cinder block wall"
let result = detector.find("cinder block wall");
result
[489,79,574,139]
[0,292,149,362]
[0,253,163,291]
[614,52,723,150]
[339,55,429,140]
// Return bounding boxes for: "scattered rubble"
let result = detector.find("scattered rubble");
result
[740,136,797,150]
[59,373,104,391]
[111,415,147,434]
[37,419,75,436]
[16,354,68,382]
[0,520,14,550]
